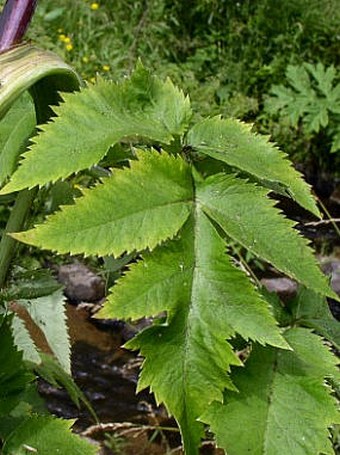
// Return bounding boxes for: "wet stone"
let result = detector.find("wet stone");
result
[320,257,340,295]
[260,277,298,302]
[58,262,105,303]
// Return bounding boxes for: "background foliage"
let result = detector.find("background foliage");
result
[18,0,340,171]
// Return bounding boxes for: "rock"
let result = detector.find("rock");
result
[58,262,105,303]
[260,277,298,301]
[319,257,340,295]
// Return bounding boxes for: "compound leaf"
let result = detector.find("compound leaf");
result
[17,289,71,373]
[0,63,191,194]
[187,117,319,216]
[197,173,335,300]
[99,209,287,454]
[2,415,97,455]
[203,328,339,455]
[13,150,193,257]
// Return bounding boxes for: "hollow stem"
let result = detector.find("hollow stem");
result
[0,0,38,52]
[0,188,36,287]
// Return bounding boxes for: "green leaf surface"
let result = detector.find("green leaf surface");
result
[2,416,97,455]
[0,92,36,186]
[100,211,287,454]
[7,268,62,300]
[10,314,41,364]
[17,289,71,373]
[0,64,192,194]
[203,328,340,455]
[197,173,335,299]
[289,287,340,350]
[330,129,340,153]
[0,317,33,417]
[187,117,319,216]
[13,150,193,257]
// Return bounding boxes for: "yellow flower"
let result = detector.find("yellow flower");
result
[63,36,71,44]
[89,76,96,84]
[58,28,63,33]
[102,64,110,72]
[82,56,89,63]
[90,2,99,10]
[58,34,66,42]
[65,43,73,52]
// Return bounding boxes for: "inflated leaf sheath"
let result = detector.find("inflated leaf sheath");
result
[0,44,80,120]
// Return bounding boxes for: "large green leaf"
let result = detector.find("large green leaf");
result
[0,92,36,186]
[203,328,339,455]
[0,317,33,417]
[289,287,340,350]
[99,211,287,455]
[0,64,192,194]
[17,289,71,373]
[197,173,336,299]
[187,117,319,216]
[2,416,97,455]
[12,150,193,257]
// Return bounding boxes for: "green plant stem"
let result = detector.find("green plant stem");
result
[0,187,37,288]
[0,81,61,289]
[316,194,340,239]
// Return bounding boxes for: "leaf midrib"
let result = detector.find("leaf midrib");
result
[52,198,193,237]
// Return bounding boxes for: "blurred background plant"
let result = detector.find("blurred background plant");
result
[6,0,336,174]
